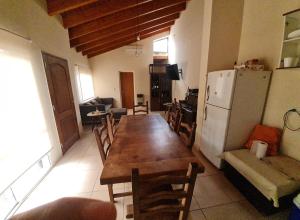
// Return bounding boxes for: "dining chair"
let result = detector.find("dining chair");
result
[94,124,131,203]
[133,101,149,115]
[126,162,198,220]
[10,197,116,220]
[106,113,117,143]
[168,99,181,132]
[177,113,197,148]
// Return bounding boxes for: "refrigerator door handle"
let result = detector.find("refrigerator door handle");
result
[206,85,210,101]
[204,106,207,120]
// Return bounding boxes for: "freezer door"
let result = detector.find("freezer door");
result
[200,104,230,168]
[206,70,236,109]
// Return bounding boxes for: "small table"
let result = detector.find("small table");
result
[87,110,107,130]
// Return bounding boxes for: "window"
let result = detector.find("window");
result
[0,29,52,218]
[75,65,95,102]
[153,37,169,53]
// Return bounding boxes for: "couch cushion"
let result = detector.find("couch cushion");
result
[99,98,113,106]
[264,155,300,182]
[95,97,103,104]
[90,99,98,105]
[224,149,300,207]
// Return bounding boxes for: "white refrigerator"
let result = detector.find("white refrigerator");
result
[200,69,272,168]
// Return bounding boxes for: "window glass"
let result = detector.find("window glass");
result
[153,38,168,53]
[75,65,94,102]
[0,29,52,219]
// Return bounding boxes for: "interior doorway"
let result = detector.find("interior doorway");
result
[120,72,134,109]
[42,52,80,154]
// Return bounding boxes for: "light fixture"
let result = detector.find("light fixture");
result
[137,34,140,41]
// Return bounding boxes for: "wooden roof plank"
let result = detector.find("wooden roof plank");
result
[62,0,151,28]
[47,0,97,15]
[62,0,186,28]
[70,14,178,47]
[76,13,179,52]
[82,22,174,55]
[87,28,170,58]
[69,3,186,39]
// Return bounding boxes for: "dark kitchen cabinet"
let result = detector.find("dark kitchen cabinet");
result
[149,64,172,111]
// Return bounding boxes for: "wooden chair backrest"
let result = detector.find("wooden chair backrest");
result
[131,163,198,220]
[177,113,197,148]
[93,123,111,165]
[133,101,149,115]
[106,114,115,144]
[168,99,181,131]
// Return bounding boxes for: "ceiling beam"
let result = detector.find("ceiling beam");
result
[87,28,170,58]
[63,0,186,28]
[69,3,186,39]
[70,14,177,47]
[47,0,98,15]
[77,14,179,52]
[62,0,152,28]
[82,22,173,55]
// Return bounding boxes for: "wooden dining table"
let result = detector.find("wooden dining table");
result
[100,114,204,185]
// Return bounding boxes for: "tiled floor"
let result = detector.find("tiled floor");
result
[14,115,290,220]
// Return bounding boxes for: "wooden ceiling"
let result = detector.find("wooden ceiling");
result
[46,0,188,58]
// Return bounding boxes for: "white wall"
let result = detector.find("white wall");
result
[195,0,244,147]
[168,0,204,100]
[89,32,169,108]
[238,0,300,160]
[0,0,91,164]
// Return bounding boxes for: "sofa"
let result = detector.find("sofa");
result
[223,149,300,215]
[79,97,113,125]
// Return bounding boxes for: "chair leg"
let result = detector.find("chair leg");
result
[108,184,115,203]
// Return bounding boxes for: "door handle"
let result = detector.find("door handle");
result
[206,85,210,101]
[204,106,207,120]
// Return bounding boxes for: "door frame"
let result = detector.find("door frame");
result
[119,71,135,108]
[42,52,80,154]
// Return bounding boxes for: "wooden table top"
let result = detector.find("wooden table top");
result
[100,114,204,185]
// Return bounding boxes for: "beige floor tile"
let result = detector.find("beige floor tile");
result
[125,182,132,191]
[93,182,125,192]
[188,210,206,220]
[193,175,232,208]
[123,195,133,220]
[208,174,245,202]
[62,170,99,193]
[77,155,102,171]
[260,208,290,220]
[192,148,220,177]
[202,200,263,220]
[90,189,110,202]
[190,196,201,211]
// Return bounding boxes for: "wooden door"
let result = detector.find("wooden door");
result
[42,52,79,154]
[120,72,134,109]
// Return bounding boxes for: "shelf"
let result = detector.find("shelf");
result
[283,37,300,43]
[276,66,300,69]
